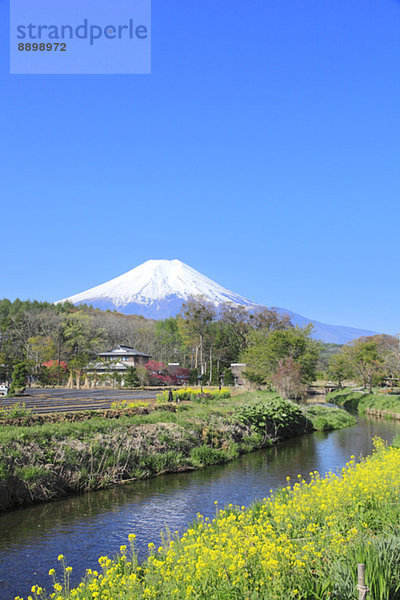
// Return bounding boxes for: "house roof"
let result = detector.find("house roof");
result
[97,345,151,358]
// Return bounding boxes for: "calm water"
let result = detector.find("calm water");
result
[1,417,399,600]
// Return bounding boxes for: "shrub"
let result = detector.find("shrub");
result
[235,395,310,440]
[9,362,27,395]
[124,366,140,388]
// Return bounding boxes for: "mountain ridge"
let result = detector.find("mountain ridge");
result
[56,259,379,344]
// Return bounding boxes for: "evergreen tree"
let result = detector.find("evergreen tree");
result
[223,367,234,385]
[9,362,27,395]
[124,366,139,388]
[38,365,50,387]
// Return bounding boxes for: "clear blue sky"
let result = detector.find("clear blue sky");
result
[1,0,400,334]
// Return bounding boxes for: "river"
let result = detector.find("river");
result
[1,416,399,600]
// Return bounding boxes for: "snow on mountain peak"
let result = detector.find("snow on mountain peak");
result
[56,259,380,343]
[57,259,255,310]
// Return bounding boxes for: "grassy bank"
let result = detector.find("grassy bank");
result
[0,391,355,510]
[327,388,400,417]
[21,440,400,600]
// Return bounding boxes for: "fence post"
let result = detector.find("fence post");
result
[357,563,369,600]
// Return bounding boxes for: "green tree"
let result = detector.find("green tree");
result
[67,353,91,389]
[155,317,186,363]
[217,306,292,366]
[63,312,104,359]
[26,335,56,378]
[328,353,353,388]
[124,366,139,388]
[223,367,234,385]
[317,343,343,376]
[343,338,383,391]
[372,334,400,385]
[136,364,150,386]
[241,324,320,386]
[38,365,50,387]
[9,362,28,395]
[206,320,241,375]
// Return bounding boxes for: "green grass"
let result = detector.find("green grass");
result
[327,388,400,416]
[391,435,400,449]
[0,391,357,510]
[304,404,357,430]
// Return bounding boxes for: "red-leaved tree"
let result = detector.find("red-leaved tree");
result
[41,360,69,384]
[145,360,177,385]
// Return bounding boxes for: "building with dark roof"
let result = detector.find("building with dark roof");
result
[97,345,151,365]
[86,346,152,384]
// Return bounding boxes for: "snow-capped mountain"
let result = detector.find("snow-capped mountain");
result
[57,259,378,344]
[57,259,256,317]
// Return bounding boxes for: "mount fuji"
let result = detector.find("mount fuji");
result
[57,259,378,344]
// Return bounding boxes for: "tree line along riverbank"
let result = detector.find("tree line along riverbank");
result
[0,390,356,510]
[19,440,400,600]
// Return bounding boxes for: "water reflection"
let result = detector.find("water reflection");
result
[1,417,399,600]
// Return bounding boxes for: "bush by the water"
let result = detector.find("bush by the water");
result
[235,394,311,439]
[22,440,400,600]
[234,393,356,439]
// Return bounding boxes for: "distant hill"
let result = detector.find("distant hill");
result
[57,259,378,344]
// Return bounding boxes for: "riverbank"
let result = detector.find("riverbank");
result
[0,391,355,510]
[20,440,400,600]
[327,388,400,417]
